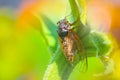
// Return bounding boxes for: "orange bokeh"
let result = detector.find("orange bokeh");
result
[88,0,120,42]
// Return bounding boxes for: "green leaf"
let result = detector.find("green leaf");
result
[41,14,58,54]
[32,14,58,55]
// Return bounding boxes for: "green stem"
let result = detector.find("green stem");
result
[69,0,80,20]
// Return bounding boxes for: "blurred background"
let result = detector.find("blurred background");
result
[0,0,120,80]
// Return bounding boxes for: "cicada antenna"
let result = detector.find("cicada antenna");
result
[64,12,72,19]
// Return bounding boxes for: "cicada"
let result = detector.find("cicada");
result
[57,17,88,67]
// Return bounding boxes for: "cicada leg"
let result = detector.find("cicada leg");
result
[69,18,79,26]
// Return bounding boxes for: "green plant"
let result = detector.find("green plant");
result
[36,0,113,80]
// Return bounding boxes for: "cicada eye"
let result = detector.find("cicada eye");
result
[58,30,68,38]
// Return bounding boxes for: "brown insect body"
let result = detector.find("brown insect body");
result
[59,29,77,62]
[57,18,81,63]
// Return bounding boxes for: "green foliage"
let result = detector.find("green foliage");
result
[40,0,112,80]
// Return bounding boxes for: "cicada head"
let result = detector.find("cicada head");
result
[57,18,70,38]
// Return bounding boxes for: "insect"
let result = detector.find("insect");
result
[57,17,88,68]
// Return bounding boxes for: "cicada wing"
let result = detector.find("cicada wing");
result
[58,35,70,59]
[73,33,88,72]
[58,36,66,56]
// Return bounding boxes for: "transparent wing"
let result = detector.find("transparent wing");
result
[73,32,88,72]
